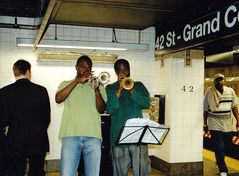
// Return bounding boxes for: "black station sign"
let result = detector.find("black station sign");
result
[155,2,239,55]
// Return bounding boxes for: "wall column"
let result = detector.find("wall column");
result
[151,49,205,175]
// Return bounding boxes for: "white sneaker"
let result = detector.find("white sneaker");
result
[220,172,227,176]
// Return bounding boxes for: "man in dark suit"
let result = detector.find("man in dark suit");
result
[0,59,51,176]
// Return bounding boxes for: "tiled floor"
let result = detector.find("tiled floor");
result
[46,149,239,176]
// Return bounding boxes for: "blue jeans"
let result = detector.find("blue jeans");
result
[60,136,101,176]
[111,145,151,176]
[210,130,232,173]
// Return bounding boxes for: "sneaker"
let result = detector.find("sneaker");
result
[220,172,227,176]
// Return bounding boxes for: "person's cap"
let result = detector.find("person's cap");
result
[214,73,224,80]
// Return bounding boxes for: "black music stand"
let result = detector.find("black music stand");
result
[117,118,170,176]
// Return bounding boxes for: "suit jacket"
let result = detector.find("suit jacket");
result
[0,78,50,156]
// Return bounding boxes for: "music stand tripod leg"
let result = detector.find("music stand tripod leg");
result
[137,125,148,176]
[139,144,141,176]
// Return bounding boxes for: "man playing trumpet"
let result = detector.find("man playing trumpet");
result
[106,59,151,176]
[55,55,107,176]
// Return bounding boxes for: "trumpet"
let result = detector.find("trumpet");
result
[122,77,134,90]
[89,71,110,88]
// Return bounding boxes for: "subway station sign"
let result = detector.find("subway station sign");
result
[155,2,239,55]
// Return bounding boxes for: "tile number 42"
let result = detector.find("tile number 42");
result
[182,86,193,92]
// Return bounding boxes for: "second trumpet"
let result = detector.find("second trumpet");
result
[122,77,134,90]
[90,71,110,88]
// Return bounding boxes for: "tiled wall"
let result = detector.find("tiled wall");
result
[0,16,160,160]
[168,57,204,163]
[150,53,204,163]
[155,54,204,163]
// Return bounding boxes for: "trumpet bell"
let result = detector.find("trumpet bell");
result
[89,71,110,88]
[122,77,134,90]
[98,71,110,85]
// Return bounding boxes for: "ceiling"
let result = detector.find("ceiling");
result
[49,0,217,30]
[1,0,239,66]
[1,0,235,29]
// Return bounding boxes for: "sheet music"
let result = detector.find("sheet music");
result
[142,127,168,144]
[119,126,144,143]
[118,118,169,144]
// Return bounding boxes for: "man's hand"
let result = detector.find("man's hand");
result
[76,71,92,83]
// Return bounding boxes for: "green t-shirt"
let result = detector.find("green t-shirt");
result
[106,81,150,146]
[58,79,107,140]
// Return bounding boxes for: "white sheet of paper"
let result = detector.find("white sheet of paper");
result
[118,118,169,144]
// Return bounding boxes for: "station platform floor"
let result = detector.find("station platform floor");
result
[203,149,239,176]
[46,149,239,176]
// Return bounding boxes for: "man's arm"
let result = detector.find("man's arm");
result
[232,106,239,130]
[203,111,208,125]
[95,87,106,114]
[203,90,210,131]
[56,73,91,103]
[43,88,51,127]
[55,79,79,103]
[231,88,239,130]
[203,111,209,131]
[105,84,120,114]
[129,82,150,109]
[0,89,10,129]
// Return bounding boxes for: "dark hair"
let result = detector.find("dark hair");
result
[76,55,92,67]
[114,59,130,72]
[13,59,31,76]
